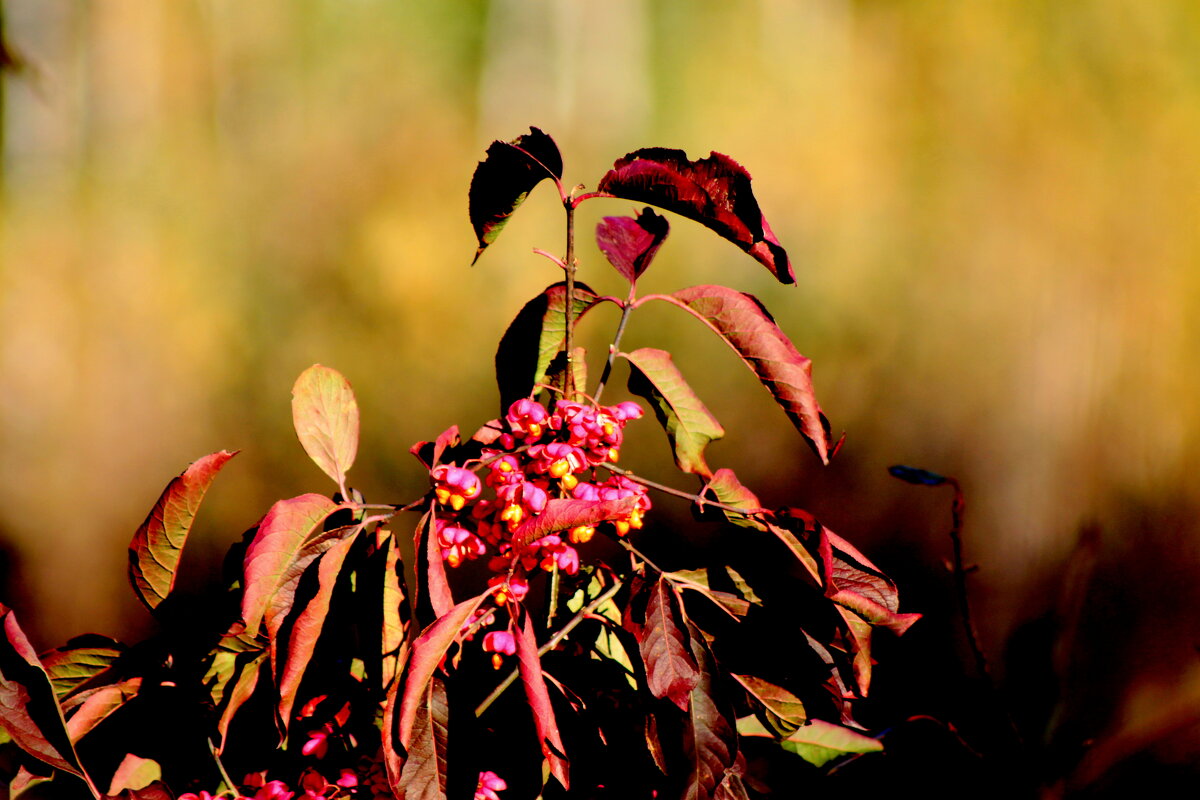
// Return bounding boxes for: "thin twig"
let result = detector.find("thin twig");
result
[600,463,770,518]
[209,737,237,796]
[593,291,635,404]
[475,577,624,717]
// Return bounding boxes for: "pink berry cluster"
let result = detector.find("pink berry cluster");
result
[428,397,651,605]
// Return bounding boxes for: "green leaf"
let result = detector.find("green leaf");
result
[736,715,882,768]
[240,494,341,638]
[215,652,267,751]
[40,637,124,701]
[494,282,600,412]
[663,569,750,619]
[724,567,762,607]
[592,627,637,691]
[730,674,806,735]
[128,450,237,612]
[700,469,768,532]
[671,285,834,463]
[624,348,725,478]
[292,365,359,489]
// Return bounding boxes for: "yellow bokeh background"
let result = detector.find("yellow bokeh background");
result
[2,0,1199,786]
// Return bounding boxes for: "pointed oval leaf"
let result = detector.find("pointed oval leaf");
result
[671,285,833,463]
[128,450,237,612]
[684,622,737,800]
[0,605,88,780]
[240,494,340,637]
[737,715,882,767]
[395,590,493,749]
[514,608,569,790]
[663,569,749,620]
[700,468,768,531]
[596,208,669,284]
[276,533,359,726]
[63,678,141,743]
[639,579,698,712]
[730,673,807,735]
[216,652,267,751]
[598,149,793,283]
[108,754,162,795]
[511,496,640,550]
[470,127,563,263]
[292,365,359,489]
[40,636,125,701]
[495,282,600,411]
[395,677,449,800]
[624,348,725,478]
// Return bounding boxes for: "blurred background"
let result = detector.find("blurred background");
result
[2,0,1199,794]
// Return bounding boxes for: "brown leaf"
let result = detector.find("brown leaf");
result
[639,579,699,712]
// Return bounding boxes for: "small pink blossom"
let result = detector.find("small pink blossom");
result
[475,770,507,800]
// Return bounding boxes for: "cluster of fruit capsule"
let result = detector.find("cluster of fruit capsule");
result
[428,396,651,612]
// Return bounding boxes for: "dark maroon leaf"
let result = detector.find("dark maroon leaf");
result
[240,494,341,637]
[275,534,359,726]
[395,677,449,800]
[0,605,90,783]
[129,450,237,612]
[470,127,563,263]
[514,608,569,790]
[598,148,793,284]
[625,348,725,478]
[671,285,833,463]
[596,208,669,284]
[638,579,699,711]
[495,282,600,412]
[512,496,640,549]
[683,622,737,800]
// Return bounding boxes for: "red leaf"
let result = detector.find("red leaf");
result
[598,149,793,284]
[671,285,833,463]
[511,496,640,549]
[240,494,341,637]
[699,469,768,531]
[683,623,737,800]
[216,652,267,751]
[494,282,600,412]
[0,605,89,783]
[624,348,725,478]
[63,678,141,743]
[275,534,359,726]
[595,208,669,284]
[514,607,569,790]
[128,450,237,612]
[394,677,449,800]
[394,591,493,750]
[420,511,455,619]
[292,365,359,491]
[638,579,699,711]
[470,127,563,263]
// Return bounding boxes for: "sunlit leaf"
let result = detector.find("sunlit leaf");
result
[730,674,806,736]
[470,127,563,263]
[10,766,52,799]
[736,715,882,768]
[63,678,141,743]
[664,569,749,620]
[420,511,454,619]
[596,208,669,284]
[598,148,793,284]
[292,365,359,489]
[276,534,359,726]
[683,622,737,800]
[107,754,161,795]
[593,627,637,691]
[624,348,725,478]
[514,607,569,790]
[395,677,449,800]
[724,567,762,607]
[639,579,698,712]
[544,346,587,402]
[40,636,124,701]
[380,533,409,692]
[128,450,237,612]
[837,607,875,697]
[216,652,267,751]
[671,285,833,463]
[495,282,600,411]
[700,469,768,532]
[511,496,640,549]
[0,605,88,781]
[240,494,341,638]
